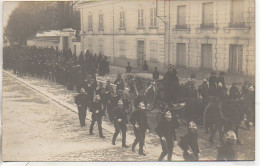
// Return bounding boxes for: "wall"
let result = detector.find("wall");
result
[169,0,255,76]
[80,0,166,72]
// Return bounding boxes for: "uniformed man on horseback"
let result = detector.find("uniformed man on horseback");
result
[163,64,179,104]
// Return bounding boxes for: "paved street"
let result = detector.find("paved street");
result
[2,71,255,161]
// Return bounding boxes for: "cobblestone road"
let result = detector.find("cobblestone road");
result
[2,71,255,161]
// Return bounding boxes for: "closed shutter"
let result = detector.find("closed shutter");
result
[176,43,186,66]
[177,5,186,26]
[231,0,244,24]
[229,45,243,72]
[202,3,213,25]
[201,44,212,69]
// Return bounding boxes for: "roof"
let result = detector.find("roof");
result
[35,30,61,38]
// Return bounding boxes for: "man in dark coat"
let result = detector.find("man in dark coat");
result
[153,67,159,80]
[114,73,124,91]
[126,62,132,73]
[142,61,148,71]
[155,111,177,161]
[217,130,237,160]
[209,72,217,96]
[179,121,200,161]
[130,99,150,156]
[198,79,209,101]
[74,88,89,127]
[112,99,129,148]
[83,76,96,103]
[104,56,110,74]
[104,80,114,121]
[163,64,179,103]
[216,82,228,102]
[89,95,105,138]
[217,72,226,89]
[229,82,240,100]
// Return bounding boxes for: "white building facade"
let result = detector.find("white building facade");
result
[78,0,255,76]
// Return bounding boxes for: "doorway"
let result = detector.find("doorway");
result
[63,37,69,51]
[137,40,145,68]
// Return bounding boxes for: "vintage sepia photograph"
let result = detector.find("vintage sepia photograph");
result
[2,0,255,162]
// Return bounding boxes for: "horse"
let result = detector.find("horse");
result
[144,80,204,125]
[203,98,246,144]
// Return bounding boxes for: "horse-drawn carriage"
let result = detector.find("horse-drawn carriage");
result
[125,73,203,125]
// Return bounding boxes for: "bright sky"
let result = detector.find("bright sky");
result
[3,1,19,28]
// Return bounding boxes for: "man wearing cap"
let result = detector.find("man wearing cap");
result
[163,64,179,103]
[217,72,226,89]
[155,111,177,161]
[112,99,129,148]
[209,72,217,96]
[89,95,105,138]
[104,80,114,122]
[83,76,96,103]
[114,73,124,91]
[130,99,150,156]
[216,82,228,102]
[229,82,240,100]
[217,130,237,160]
[179,121,200,161]
[74,88,89,127]
[198,79,209,101]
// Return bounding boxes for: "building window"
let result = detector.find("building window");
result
[120,11,125,29]
[150,8,157,27]
[138,9,144,28]
[229,45,243,72]
[201,2,214,28]
[99,39,104,54]
[119,40,126,58]
[176,5,187,29]
[149,41,157,60]
[176,43,186,66]
[230,0,245,28]
[201,44,212,69]
[88,14,93,31]
[99,13,104,30]
[88,38,93,52]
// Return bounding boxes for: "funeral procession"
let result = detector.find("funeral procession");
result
[2,0,255,162]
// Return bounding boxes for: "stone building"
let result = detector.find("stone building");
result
[78,0,255,76]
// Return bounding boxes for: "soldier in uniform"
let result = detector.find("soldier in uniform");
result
[84,76,96,103]
[179,121,200,161]
[89,95,105,138]
[112,99,129,148]
[216,82,228,102]
[130,99,150,156]
[217,130,237,160]
[229,82,240,100]
[126,62,132,73]
[208,72,217,96]
[74,88,89,127]
[103,80,114,122]
[217,72,226,89]
[153,67,159,80]
[155,111,177,161]
[114,73,124,91]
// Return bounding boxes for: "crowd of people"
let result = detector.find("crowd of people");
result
[3,45,255,161]
[3,45,110,92]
